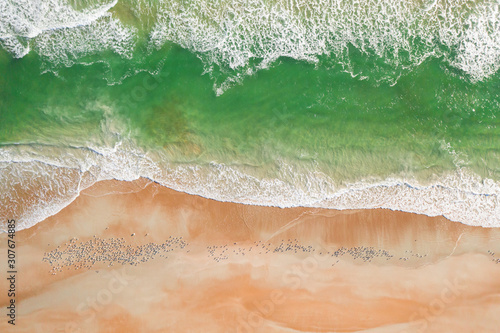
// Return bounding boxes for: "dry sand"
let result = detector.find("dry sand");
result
[1,178,500,333]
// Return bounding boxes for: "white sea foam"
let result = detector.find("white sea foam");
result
[448,2,500,81]
[1,139,499,232]
[34,14,136,66]
[148,0,500,92]
[1,0,499,90]
[0,0,135,63]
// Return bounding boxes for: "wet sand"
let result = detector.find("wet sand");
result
[1,178,500,333]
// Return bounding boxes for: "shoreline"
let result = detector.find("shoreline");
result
[2,159,499,233]
[1,178,500,332]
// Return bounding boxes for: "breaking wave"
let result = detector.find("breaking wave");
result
[0,0,135,64]
[1,0,500,91]
[1,140,499,232]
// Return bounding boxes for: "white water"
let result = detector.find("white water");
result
[149,0,500,92]
[1,0,499,90]
[0,0,135,63]
[1,138,499,232]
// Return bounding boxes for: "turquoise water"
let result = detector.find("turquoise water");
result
[0,0,499,228]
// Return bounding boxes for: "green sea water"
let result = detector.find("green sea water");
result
[1,45,498,179]
[1,0,499,228]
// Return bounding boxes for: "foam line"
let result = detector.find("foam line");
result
[1,0,499,89]
[148,0,500,91]
[1,142,499,232]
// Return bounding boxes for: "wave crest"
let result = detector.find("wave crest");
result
[1,0,499,91]
[149,0,500,92]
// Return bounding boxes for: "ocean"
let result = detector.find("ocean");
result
[0,0,499,230]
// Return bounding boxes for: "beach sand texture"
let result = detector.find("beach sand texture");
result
[1,179,500,333]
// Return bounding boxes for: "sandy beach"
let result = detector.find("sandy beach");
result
[1,178,500,333]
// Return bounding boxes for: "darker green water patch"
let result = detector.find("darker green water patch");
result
[143,98,189,146]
